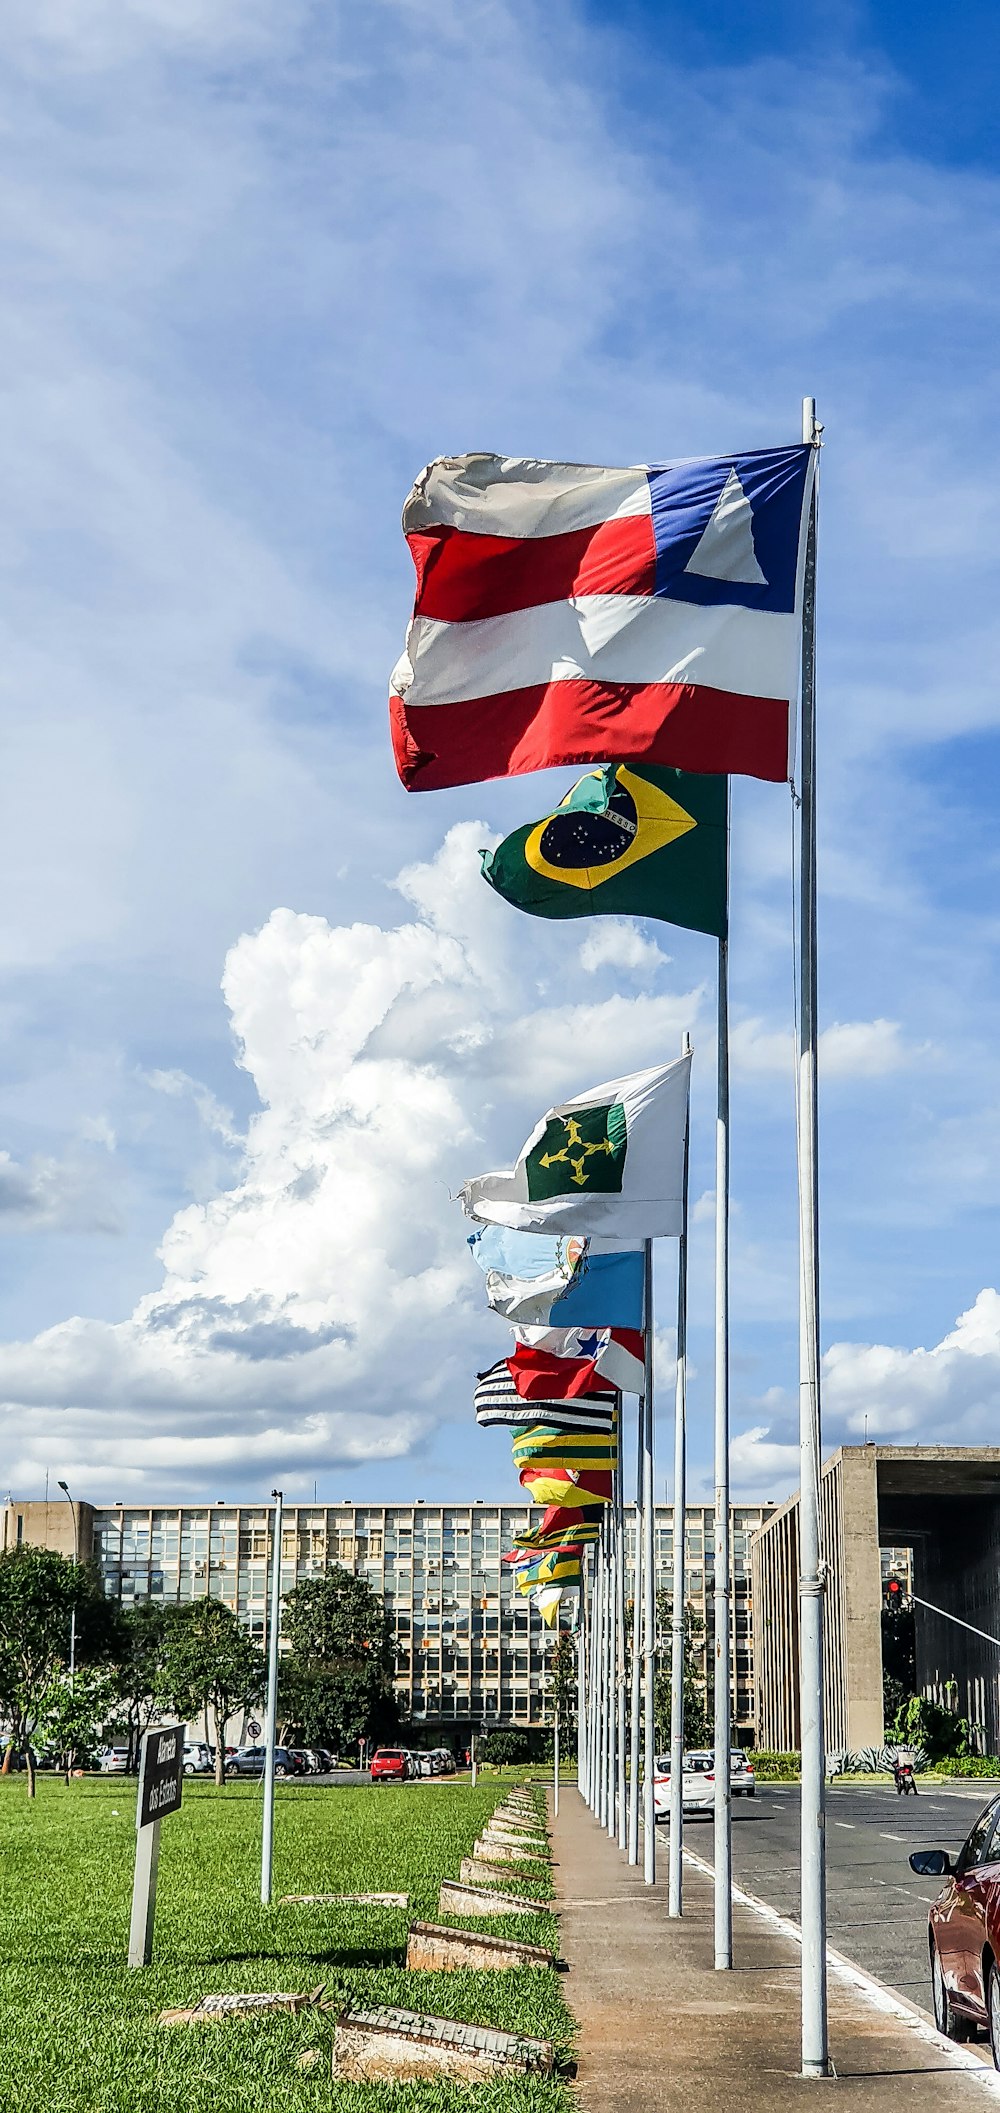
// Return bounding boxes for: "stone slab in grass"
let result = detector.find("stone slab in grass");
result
[438,1878,545,1918]
[475,1837,547,1866]
[461,1856,548,1891]
[483,1827,548,1852]
[278,1892,409,1908]
[333,2005,553,2081]
[494,1812,544,1833]
[406,1920,551,1972]
[160,1985,325,2026]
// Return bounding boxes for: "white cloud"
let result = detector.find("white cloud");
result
[0,829,702,1494]
[0,1147,120,1232]
[731,1015,915,1080]
[579,921,670,977]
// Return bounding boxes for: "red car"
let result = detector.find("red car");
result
[370,1746,408,1783]
[911,1794,1000,2063]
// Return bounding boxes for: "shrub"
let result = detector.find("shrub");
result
[748,1749,799,1780]
[935,1756,1000,1778]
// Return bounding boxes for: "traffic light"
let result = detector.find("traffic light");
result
[883,1577,904,1612]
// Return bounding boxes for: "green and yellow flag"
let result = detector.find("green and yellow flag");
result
[481,764,727,937]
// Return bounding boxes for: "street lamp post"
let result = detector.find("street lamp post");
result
[57,1480,79,1681]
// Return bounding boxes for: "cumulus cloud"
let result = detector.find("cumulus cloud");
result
[0,1147,120,1232]
[0,827,699,1494]
[731,1015,916,1080]
[579,921,670,978]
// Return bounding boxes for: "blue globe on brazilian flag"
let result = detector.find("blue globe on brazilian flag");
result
[481,763,727,938]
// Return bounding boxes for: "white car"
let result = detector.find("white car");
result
[652,1750,716,1820]
[98,1744,130,1774]
[730,1750,756,1798]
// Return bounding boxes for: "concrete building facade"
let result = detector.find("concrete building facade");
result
[751,1446,1000,1757]
[3,1496,771,1738]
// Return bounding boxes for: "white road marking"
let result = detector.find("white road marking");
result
[834,1821,856,1829]
[880,1832,906,1843]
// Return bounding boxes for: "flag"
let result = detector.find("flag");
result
[473,1358,618,1432]
[520,1465,612,1505]
[469,1224,645,1329]
[511,1422,618,1474]
[509,1326,645,1398]
[481,764,727,937]
[389,446,815,792]
[513,1546,583,1589]
[534,1586,566,1628]
[461,1052,691,1238]
[515,1504,604,1549]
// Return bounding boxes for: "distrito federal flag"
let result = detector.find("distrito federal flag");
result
[389,446,815,791]
[460,1052,691,1239]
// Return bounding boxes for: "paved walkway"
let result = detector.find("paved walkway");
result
[550,1788,999,2110]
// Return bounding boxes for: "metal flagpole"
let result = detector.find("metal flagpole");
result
[606,1501,617,1840]
[641,1238,656,1883]
[595,1529,608,1824]
[554,1702,560,1817]
[668,1041,691,1916]
[577,1553,589,1801]
[260,1487,283,1905]
[586,1546,598,1809]
[616,1432,628,1851]
[713,936,733,1969]
[797,393,830,2078]
[627,1405,643,1863]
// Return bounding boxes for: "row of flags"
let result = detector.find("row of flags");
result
[388,442,818,1630]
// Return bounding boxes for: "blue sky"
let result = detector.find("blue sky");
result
[1,0,999,1511]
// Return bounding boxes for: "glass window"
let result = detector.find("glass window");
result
[958,1802,1000,1872]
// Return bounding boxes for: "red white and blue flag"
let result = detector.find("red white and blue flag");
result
[509,1325,645,1398]
[390,446,815,791]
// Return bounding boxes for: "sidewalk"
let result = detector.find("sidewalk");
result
[550,1788,999,2109]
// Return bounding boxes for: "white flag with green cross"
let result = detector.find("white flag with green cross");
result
[460,1051,691,1239]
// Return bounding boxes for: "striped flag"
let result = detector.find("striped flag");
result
[514,1504,605,1549]
[390,447,815,791]
[473,1359,618,1432]
[511,1422,618,1474]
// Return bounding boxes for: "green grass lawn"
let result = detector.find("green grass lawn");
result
[0,1774,574,2113]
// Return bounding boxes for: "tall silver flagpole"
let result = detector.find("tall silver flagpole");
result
[713,936,733,1969]
[641,1238,657,1883]
[606,1499,617,1840]
[668,1040,691,1915]
[627,1403,643,1863]
[797,394,830,2078]
[260,1487,283,1905]
[591,1536,603,1817]
[577,1550,589,1801]
[616,1430,628,1851]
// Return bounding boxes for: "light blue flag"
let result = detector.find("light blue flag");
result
[468,1225,645,1329]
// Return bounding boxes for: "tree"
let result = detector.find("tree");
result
[109,1603,178,1771]
[279,1567,397,1753]
[161,1598,266,1785]
[0,1547,116,1796]
[547,1629,577,1730]
[653,1597,712,1751]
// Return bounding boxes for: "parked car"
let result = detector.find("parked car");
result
[730,1751,756,1798]
[230,1745,296,1777]
[183,1742,213,1776]
[98,1745,130,1775]
[911,1795,1000,2063]
[416,1751,436,1777]
[370,1747,409,1783]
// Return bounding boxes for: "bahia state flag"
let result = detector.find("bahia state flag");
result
[461,1052,691,1239]
[389,446,815,792]
[481,764,726,938]
[509,1326,645,1398]
[469,1224,645,1330]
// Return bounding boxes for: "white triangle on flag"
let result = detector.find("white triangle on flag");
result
[684,467,767,586]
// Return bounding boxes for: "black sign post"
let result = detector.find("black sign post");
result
[128,1724,184,1967]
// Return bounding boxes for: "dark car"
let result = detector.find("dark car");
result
[911,1792,1000,2062]
[230,1745,296,1778]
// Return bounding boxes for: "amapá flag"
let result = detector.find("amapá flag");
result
[461,1053,690,1239]
[469,1224,645,1329]
[389,447,815,791]
[482,764,727,938]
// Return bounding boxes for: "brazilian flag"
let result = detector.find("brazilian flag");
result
[481,764,727,938]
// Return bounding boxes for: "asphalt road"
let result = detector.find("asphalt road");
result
[683,1779,1000,2017]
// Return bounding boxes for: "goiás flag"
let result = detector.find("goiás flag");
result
[482,764,727,938]
[515,1504,604,1549]
[389,447,815,792]
[461,1052,691,1239]
[520,1464,613,1505]
[509,1326,645,1399]
[469,1223,645,1329]
[473,1359,618,1432]
[511,1422,618,1475]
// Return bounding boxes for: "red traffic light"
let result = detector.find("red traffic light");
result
[884,1578,904,1608]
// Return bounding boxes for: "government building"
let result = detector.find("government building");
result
[3,1496,772,1741]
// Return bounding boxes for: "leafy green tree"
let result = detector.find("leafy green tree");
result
[653,1597,712,1751]
[161,1598,266,1785]
[109,1603,178,1771]
[890,1689,972,1762]
[36,1665,123,1771]
[0,1547,116,1796]
[279,1567,397,1752]
[479,1728,532,1766]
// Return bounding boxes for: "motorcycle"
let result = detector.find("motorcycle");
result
[893,1759,917,1796]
